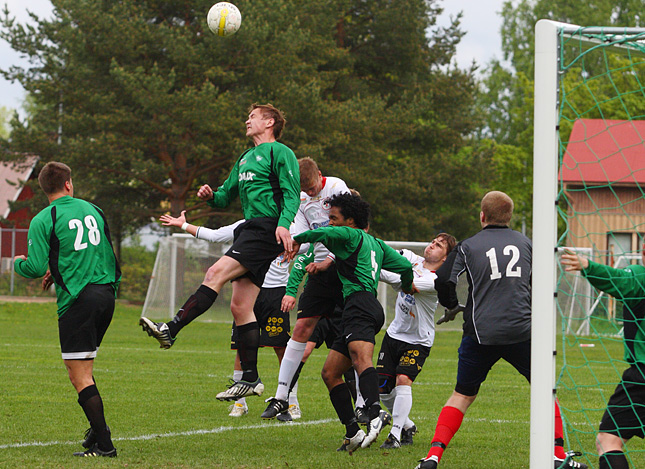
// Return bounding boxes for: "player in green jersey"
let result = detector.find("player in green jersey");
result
[14,162,121,458]
[563,250,645,469]
[140,103,300,402]
[290,192,415,453]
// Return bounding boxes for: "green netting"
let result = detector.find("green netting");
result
[556,26,645,467]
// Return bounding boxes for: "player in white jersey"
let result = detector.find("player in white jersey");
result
[377,233,457,449]
[158,211,297,418]
[261,157,351,420]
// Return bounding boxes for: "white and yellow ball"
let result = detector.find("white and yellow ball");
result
[207,2,242,37]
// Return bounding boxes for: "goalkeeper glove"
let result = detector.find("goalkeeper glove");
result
[436,304,465,325]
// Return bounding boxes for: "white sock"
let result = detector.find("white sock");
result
[404,418,415,430]
[380,388,396,414]
[354,369,364,408]
[289,378,299,406]
[233,370,246,405]
[391,385,412,440]
[275,339,307,401]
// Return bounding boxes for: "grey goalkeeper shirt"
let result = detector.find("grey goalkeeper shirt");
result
[448,225,532,345]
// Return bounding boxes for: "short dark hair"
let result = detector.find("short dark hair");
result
[327,192,370,230]
[38,161,71,195]
[436,233,457,254]
[249,103,287,139]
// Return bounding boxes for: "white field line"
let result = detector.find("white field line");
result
[0,418,337,450]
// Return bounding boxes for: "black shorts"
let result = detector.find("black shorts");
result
[330,291,384,358]
[309,312,343,349]
[296,264,345,320]
[226,217,285,287]
[58,284,115,360]
[231,287,290,349]
[455,335,531,396]
[376,332,431,382]
[599,365,645,440]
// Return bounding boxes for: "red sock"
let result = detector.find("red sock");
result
[554,399,566,459]
[426,406,464,461]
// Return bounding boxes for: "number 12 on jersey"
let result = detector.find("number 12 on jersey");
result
[485,245,521,280]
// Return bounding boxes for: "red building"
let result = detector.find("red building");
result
[560,119,645,258]
[0,155,39,264]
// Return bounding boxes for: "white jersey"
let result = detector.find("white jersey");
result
[195,220,288,288]
[380,249,438,347]
[290,176,350,262]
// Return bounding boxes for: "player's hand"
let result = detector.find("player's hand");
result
[561,251,589,272]
[275,226,293,253]
[197,184,213,201]
[42,270,54,291]
[160,210,186,228]
[436,304,465,325]
[281,295,296,312]
[402,282,419,295]
[14,254,26,262]
[306,257,333,275]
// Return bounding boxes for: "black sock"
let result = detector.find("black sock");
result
[599,451,629,469]
[78,384,114,452]
[288,361,306,395]
[343,367,357,403]
[329,383,360,437]
[358,367,380,419]
[237,322,260,382]
[168,285,218,337]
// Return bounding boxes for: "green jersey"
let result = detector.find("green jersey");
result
[285,244,315,297]
[293,226,413,299]
[207,142,300,229]
[14,196,121,317]
[583,261,645,364]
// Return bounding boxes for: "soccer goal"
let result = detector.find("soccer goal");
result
[533,19,645,468]
[141,234,438,327]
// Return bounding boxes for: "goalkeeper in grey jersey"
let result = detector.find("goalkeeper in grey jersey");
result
[416,191,585,469]
[289,192,414,453]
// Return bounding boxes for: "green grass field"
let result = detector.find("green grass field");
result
[0,301,636,468]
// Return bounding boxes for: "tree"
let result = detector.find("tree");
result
[477,0,644,233]
[0,0,481,242]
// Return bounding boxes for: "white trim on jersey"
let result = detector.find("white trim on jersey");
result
[380,249,438,347]
[290,176,350,263]
[195,220,288,288]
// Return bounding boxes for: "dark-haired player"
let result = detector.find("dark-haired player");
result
[139,103,300,402]
[289,192,414,453]
[14,161,121,457]
[377,233,456,449]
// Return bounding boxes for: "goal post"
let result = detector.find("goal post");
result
[532,19,645,468]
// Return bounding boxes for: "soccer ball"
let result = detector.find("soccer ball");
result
[207,2,242,37]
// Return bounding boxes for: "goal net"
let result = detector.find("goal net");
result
[533,20,645,468]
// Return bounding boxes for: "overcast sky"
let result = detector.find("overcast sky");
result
[0,0,508,113]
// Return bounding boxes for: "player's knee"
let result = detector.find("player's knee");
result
[379,375,395,395]
[454,382,480,397]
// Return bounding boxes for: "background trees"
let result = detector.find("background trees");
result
[0,0,483,247]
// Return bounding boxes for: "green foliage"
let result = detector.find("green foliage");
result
[0,0,482,242]
[118,242,156,303]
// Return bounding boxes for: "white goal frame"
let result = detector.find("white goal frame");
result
[532,19,645,468]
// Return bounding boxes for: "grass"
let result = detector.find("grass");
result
[1,301,637,468]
